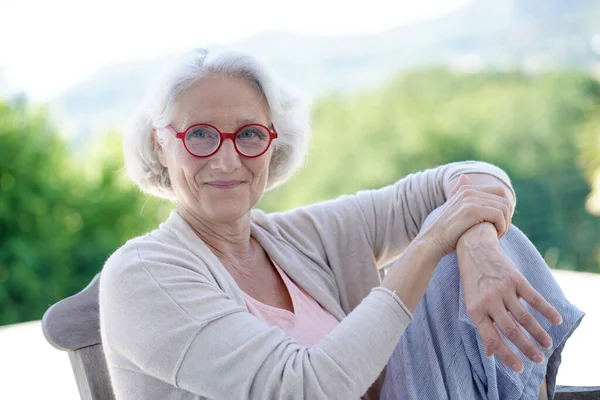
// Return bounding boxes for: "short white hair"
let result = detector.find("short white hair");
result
[123,48,311,200]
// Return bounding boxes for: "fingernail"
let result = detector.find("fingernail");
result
[513,363,524,373]
[533,354,544,364]
[543,339,552,349]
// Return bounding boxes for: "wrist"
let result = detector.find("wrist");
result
[411,233,447,263]
[382,236,444,312]
[457,222,499,250]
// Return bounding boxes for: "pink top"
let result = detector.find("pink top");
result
[243,261,340,346]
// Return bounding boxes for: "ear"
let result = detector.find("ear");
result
[152,127,168,168]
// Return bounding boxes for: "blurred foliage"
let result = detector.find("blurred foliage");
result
[260,68,600,272]
[1,68,600,326]
[577,106,600,215]
[0,100,171,325]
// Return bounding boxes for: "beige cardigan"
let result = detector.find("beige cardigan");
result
[99,161,513,400]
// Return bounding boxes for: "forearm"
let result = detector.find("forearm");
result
[456,222,499,265]
[381,237,443,312]
[456,222,503,291]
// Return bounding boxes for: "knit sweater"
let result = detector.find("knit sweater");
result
[99,161,513,400]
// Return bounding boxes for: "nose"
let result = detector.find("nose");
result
[209,138,241,172]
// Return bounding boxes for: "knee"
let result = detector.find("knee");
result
[500,224,533,247]
[500,225,544,264]
[498,225,556,284]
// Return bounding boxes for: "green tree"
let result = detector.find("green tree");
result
[261,69,600,272]
[577,106,600,215]
[0,100,171,325]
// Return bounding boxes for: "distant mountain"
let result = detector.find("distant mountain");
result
[52,0,600,147]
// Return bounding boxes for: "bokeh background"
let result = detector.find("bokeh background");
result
[0,0,599,343]
[2,1,600,397]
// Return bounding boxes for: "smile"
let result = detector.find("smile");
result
[206,180,243,189]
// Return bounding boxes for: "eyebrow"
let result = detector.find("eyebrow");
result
[180,117,266,130]
[236,118,262,126]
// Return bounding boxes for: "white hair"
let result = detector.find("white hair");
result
[123,48,311,200]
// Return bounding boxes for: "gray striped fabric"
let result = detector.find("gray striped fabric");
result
[381,225,585,400]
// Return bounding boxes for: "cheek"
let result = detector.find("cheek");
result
[167,146,208,179]
[251,156,272,182]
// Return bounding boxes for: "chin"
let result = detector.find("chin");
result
[204,198,252,222]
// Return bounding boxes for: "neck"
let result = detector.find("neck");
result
[176,204,255,268]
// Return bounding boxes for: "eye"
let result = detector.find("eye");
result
[186,126,218,140]
[238,127,266,139]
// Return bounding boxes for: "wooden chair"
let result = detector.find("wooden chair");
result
[42,274,600,400]
[42,274,115,400]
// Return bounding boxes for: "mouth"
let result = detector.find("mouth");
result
[205,180,243,189]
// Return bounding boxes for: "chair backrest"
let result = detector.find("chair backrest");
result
[555,386,600,400]
[42,273,115,400]
[41,274,599,400]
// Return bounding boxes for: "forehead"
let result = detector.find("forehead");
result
[171,75,270,128]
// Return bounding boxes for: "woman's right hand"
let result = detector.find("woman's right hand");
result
[417,175,512,259]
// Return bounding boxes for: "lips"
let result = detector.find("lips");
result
[206,180,243,189]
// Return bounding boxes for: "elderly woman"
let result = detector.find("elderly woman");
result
[99,48,583,400]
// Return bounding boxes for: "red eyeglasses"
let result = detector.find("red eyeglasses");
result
[166,123,278,158]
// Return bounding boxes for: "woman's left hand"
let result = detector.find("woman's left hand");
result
[456,223,563,373]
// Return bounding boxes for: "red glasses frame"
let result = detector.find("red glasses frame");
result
[166,123,278,158]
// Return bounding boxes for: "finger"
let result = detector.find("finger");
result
[474,314,524,372]
[476,206,507,237]
[458,203,505,237]
[460,191,511,236]
[516,279,563,325]
[481,198,511,236]
[476,186,514,222]
[491,303,545,365]
[478,185,514,233]
[450,174,471,197]
[467,184,514,214]
[457,184,510,200]
[505,295,553,349]
[474,184,506,198]
[459,188,511,218]
[469,188,512,224]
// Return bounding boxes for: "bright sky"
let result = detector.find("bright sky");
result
[0,0,472,101]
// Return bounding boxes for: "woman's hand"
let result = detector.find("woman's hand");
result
[418,175,513,259]
[447,173,515,238]
[456,223,563,373]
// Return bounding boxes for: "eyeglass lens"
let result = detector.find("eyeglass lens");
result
[184,125,271,157]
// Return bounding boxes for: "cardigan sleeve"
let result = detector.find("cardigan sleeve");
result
[267,161,513,267]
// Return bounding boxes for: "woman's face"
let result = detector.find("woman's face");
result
[156,75,273,224]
